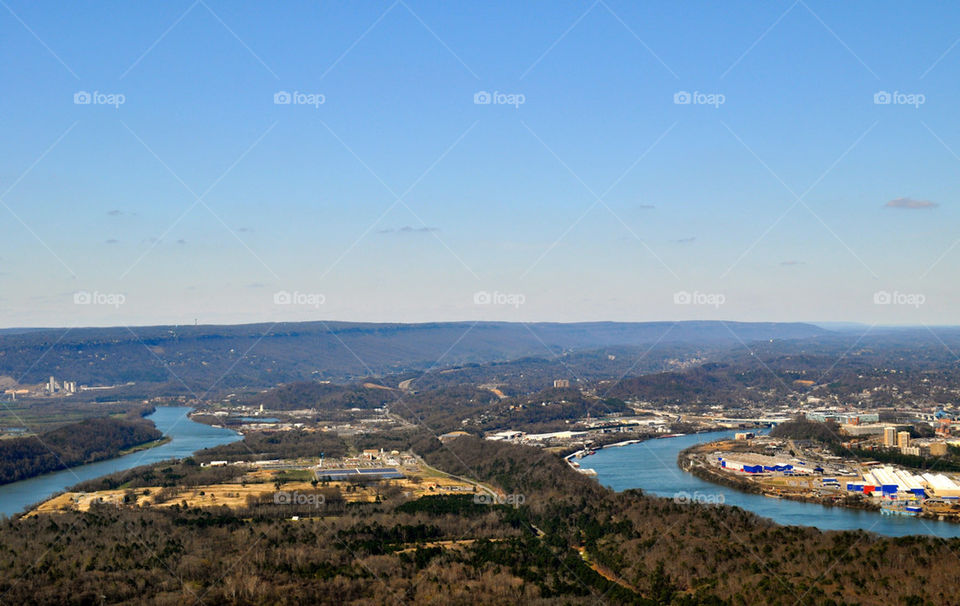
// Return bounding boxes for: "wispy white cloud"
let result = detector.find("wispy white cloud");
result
[884,197,938,209]
[378,226,440,234]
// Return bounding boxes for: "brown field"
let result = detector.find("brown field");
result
[707,440,741,452]
[394,539,484,554]
[362,382,396,391]
[29,468,478,516]
[756,475,859,490]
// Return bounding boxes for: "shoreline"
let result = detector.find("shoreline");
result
[0,433,172,490]
[677,440,960,524]
[563,429,710,475]
[0,434,175,517]
[677,445,879,512]
[0,407,241,518]
[117,435,173,456]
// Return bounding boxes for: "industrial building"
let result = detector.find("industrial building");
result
[45,376,77,395]
[806,411,879,424]
[486,430,525,441]
[715,453,960,500]
[853,466,960,498]
[920,473,960,497]
[714,452,816,474]
[843,423,894,436]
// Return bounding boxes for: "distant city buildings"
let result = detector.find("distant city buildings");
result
[553,379,570,389]
[1,376,88,401]
[806,411,879,425]
[842,423,892,436]
[898,431,912,451]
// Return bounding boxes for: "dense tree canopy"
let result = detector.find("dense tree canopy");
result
[0,416,162,485]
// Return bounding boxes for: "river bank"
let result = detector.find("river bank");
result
[587,430,960,537]
[678,442,880,512]
[0,415,165,487]
[559,426,725,459]
[0,407,240,517]
[117,435,172,455]
[678,438,960,524]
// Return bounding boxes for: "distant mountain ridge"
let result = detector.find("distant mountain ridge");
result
[0,320,828,392]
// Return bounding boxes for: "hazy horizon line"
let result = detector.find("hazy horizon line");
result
[0,318,952,332]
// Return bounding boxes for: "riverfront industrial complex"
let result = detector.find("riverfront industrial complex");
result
[684,428,960,520]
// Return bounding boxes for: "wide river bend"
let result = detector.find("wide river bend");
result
[588,430,960,538]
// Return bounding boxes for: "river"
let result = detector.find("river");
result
[588,430,960,538]
[0,406,240,517]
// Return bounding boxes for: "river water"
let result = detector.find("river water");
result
[588,430,960,538]
[0,406,240,517]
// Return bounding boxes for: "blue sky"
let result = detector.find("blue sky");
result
[2,1,959,326]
